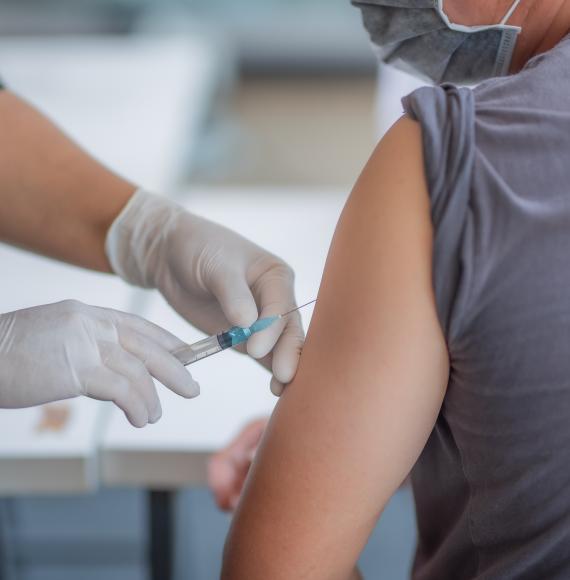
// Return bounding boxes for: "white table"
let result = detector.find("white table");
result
[101,186,348,580]
[0,186,349,580]
[0,35,224,191]
[0,34,224,495]
[0,245,131,495]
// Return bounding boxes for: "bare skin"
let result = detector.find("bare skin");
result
[0,91,135,272]
[222,118,449,579]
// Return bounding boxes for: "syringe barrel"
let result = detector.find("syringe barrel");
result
[173,334,223,366]
[172,317,279,367]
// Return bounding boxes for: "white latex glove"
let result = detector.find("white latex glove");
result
[0,300,198,427]
[106,190,304,395]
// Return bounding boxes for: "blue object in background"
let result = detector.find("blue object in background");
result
[0,486,416,579]
[359,487,416,578]
[178,486,417,579]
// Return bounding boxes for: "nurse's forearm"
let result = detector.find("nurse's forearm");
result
[0,90,136,272]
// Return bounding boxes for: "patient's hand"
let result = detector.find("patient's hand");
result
[208,418,269,511]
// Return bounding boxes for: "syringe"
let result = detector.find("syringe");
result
[172,300,316,367]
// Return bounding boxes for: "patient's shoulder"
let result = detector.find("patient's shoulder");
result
[352,115,427,212]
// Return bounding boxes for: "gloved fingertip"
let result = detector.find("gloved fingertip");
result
[246,339,271,360]
[225,297,258,328]
[149,405,163,424]
[247,322,283,359]
[270,378,284,397]
[272,353,300,386]
[127,410,149,429]
[171,370,201,399]
[185,380,200,399]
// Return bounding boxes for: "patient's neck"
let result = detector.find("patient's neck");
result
[511,0,570,72]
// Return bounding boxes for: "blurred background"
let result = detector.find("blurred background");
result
[0,0,422,578]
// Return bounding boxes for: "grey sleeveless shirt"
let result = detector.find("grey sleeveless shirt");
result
[398,35,570,579]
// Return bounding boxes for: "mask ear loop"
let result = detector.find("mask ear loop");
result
[438,0,522,28]
[500,0,523,25]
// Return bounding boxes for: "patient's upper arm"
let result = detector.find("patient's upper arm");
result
[222,117,450,580]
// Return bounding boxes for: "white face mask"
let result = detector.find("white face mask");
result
[353,0,523,85]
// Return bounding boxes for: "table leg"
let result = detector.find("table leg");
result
[149,490,175,580]
[0,499,16,580]
[0,501,4,580]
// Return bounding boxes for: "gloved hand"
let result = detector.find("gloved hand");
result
[0,300,198,427]
[106,190,304,395]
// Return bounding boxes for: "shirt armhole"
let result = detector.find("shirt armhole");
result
[402,85,476,343]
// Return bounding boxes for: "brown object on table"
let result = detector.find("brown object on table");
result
[36,403,71,433]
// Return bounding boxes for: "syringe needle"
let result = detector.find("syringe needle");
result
[280,299,317,318]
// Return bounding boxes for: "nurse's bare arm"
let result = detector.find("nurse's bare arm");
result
[0,90,134,272]
[221,117,450,580]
